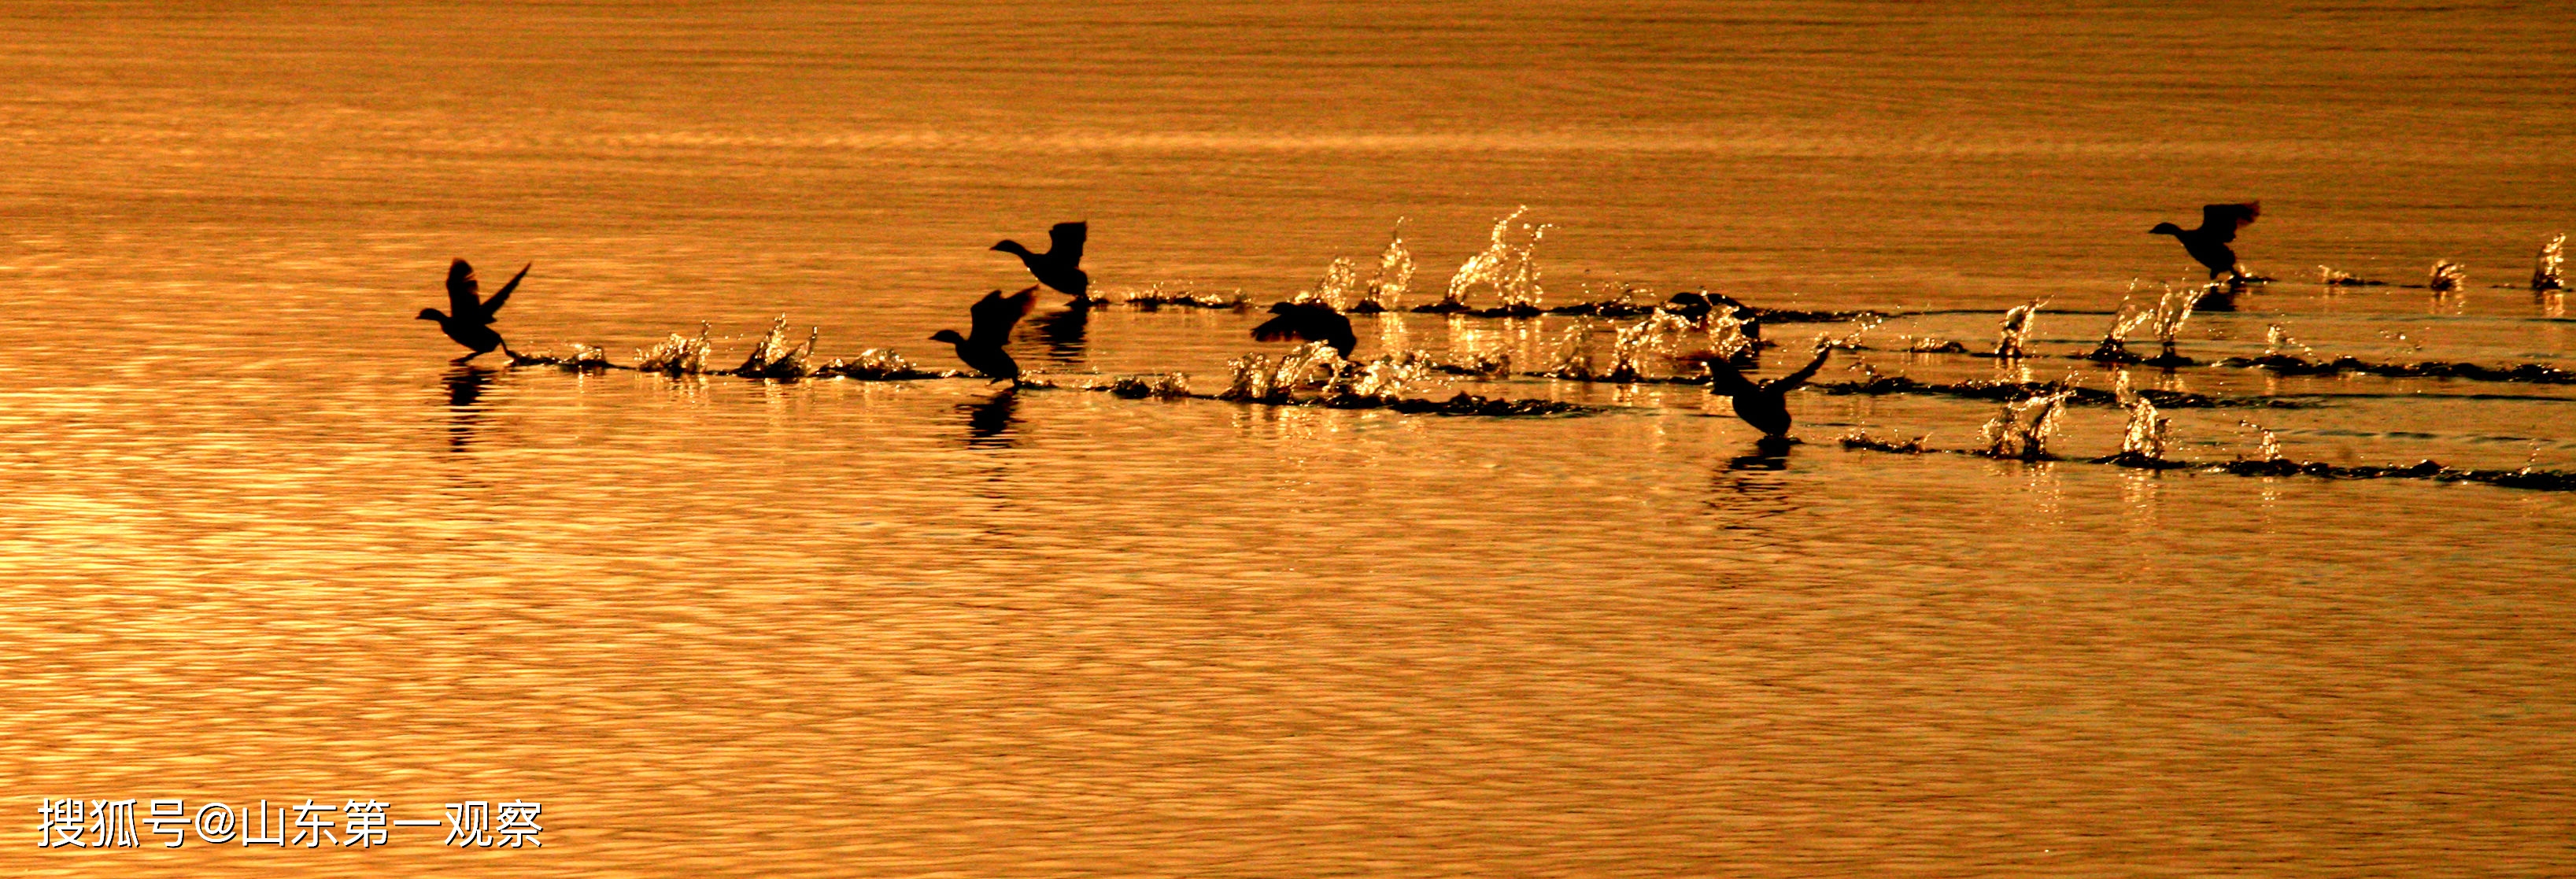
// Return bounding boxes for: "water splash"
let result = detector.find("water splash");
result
[1221,342,1346,403]
[1107,373,1192,399]
[2261,323,2313,358]
[1978,383,2075,460]
[1355,219,1415,312]
[735,315,819,379]
[2086,282,2157,363]
[1543,318,1599,379]
[1992,299,2046,359]
[2112,371,2171,462]
[1704,305,1760,364]
[2429,260,2469,293]
[815,348,925,380]
[2533,233,2565,292]
[1605,308,1701,382]
[2237,417,2285,464]
[1295,257,1362,311]
[510,343,610,371]
[1442,206,1550,312]
[2144,283,2210,365]
[1115,283,1249,310]
[637,323,712,375]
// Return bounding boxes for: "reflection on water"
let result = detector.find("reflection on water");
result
[1032,301,1091,364]
[2,2,2575,877]
[440,364,497,452]
[959,388,1021,449]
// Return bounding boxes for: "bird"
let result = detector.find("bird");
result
[1693,343,1832,438]
[931,285,1039,384]
[1251,301,1358,358]
[417,258,529,363]
[2150,201,2262,283]
[992,221,1090,301]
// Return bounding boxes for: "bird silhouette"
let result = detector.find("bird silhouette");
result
[416,258,529,364]
[1694,344,1831,438]
[931,285,1039,384]
[992,221,1090,301]
[1251,301,1358,358]
[2150,201,2261,282]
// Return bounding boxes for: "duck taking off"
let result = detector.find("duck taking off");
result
[1693,343,1831,438]
[1251,301,1358,359]
[417,258,529,364]
[2150,201,2261,283]
[992,221,1090,301]
[932,286,1039,385]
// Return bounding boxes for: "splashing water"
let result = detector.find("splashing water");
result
[735,315,820,379]
[2261,323,2313,358]
[2085,282,2157,363]
[1993,299,2046,358]
[1107,373,1192,399]
[1358,219,1415,312]
[1543,318,1599,379]
[1221,342,1347,403]
[1292,257,1362,311]
[2533,234,2565,292]
[1605,309,1701,382]
[2146,283,2210,362]
[2430,260,2469,294]
[512,343,611,370]
[817,348,921,380]
[1348,349,1436,398]
[2238,417,2285,463]
[1443,206,1549,311]
[2112,371,2171,460]
[1704,305,1759,363]
[1979,383,2075,460]
[637,323,712,375]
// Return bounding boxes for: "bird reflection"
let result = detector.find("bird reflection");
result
[1706,454,1796,533]
[1724,435,1798,471]
[1033,300,1092,364]
[959,389,1021,449]
[441,365,497,452]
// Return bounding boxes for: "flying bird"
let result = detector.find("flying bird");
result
[931,286,1039,384]
[2150,201,2262,282]
[992,221,1090,300]
[1251,301,1358,359]
[416,258,529,364]
[1693,343,1831,438]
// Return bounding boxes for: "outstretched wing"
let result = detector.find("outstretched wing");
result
[446,259,479,320]
[1765,345,1833,393]
[1048,221,1086,265]
[969,286,1039,345]
[1251,301,1337,343]
[2200,201,2260,242]
[478,263,530,323]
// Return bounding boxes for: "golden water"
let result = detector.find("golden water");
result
[4,2,2573,875]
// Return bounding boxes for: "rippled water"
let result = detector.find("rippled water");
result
[5,2,2573,876]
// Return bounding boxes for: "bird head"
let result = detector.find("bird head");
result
[2148,222,2183,236]
[415,308,445,322]
[990,240,1028,256]
[930,329,966,345]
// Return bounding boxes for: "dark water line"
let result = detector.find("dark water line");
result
[1837,434,2576,493]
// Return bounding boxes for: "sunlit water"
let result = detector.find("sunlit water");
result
[3,2,2573,876]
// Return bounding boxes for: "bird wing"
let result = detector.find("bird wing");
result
[478,262,530,322]
[2201,202,2260,242]
[1765,345,1832,393]
[1048,221,1086,265]
[969,286,1038,345]
[1251,301,1331,342]
[446,259,479,320]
